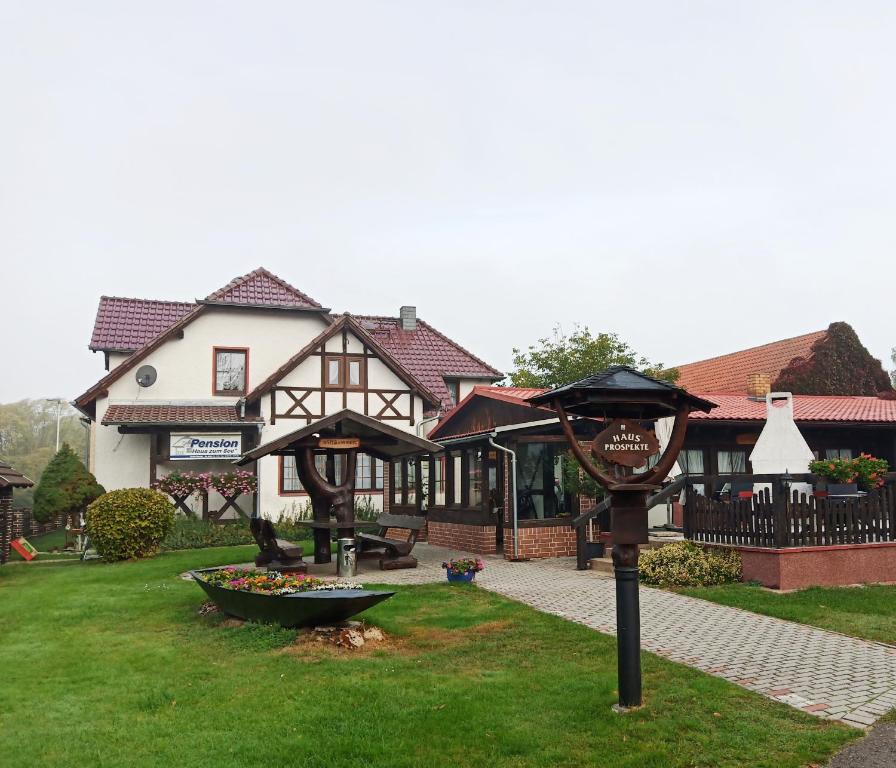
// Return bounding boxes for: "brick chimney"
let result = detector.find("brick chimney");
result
[746,373,771,399]
[400,305,417,331]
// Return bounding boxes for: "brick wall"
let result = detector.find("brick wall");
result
[0,498,11,565]
[427,520,497,554]
[504,524,577,560]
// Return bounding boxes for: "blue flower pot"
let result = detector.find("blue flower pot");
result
[446,569,476,583]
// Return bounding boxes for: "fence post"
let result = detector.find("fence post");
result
[773,478,788,548]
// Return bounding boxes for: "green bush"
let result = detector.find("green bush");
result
[162,517,313,551]
[32,444,105,523]
[86,488,175,561]
[639,541,742,588]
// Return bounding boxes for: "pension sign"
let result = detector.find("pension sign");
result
[591,419,660,469]
[170,433,242,460]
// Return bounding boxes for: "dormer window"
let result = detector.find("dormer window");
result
[214,347,248,395]
[445,378,460,405]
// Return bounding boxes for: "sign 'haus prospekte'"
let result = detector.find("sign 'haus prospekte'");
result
[591,419,660,468]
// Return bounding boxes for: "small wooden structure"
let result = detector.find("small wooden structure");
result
[0,460,34,565]
[238,409,441,566]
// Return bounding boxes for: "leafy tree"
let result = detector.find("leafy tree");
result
[508,324,678,390]
[0,399,88,506]
[32,444,105,523]
[773,322,892,395]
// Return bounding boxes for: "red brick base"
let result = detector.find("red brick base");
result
[427,521,497,554]
[734,542,896,590]
[504,525,577,560]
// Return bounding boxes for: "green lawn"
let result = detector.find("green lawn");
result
[0,548,858,768]
[680,583,896,645]
[8,528,76,561]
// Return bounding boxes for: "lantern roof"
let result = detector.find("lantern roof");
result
[527,365,717,420]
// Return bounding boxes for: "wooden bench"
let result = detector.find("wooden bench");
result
[357,514,426,570]
[250,517,307,573]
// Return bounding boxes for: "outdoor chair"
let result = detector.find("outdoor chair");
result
[357,513,426,570]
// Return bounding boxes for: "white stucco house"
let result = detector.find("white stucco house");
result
[74,267,502,518]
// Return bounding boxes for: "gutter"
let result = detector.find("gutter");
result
[487,432,520,561]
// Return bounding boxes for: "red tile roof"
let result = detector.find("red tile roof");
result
[203,267,323,309]
[78,270,500,414]
[90,297,196,352]
[690,394,896,423]
[428,386,550,439]
[354,315,503,408]
[676,330,828,393]
[102,404,263,425]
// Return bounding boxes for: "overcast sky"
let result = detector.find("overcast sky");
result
[2,1,895,404]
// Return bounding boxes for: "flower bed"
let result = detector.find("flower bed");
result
[198,567,361,595]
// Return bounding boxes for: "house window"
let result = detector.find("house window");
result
[392,460,402,505]
[452,454,463,505]
[434,455,446,505]
[445,378,460,405]
[281,453,354,494]
[515,442,570,519]
[326,357,342,387]
[679,449,706,496]
[347,357,363,388]
[214,348,248,395]
[467,449,482,508]
[717,449,747,474]
[825,448,854,460]
[355,453,384,490]
[406,459,417,505]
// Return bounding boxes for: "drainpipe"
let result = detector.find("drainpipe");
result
[416,410,442,438]
[488,432,519,560]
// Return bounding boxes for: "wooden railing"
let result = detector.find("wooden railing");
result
[685,482,896,549]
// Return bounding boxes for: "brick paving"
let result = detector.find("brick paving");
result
[365,543,896,727]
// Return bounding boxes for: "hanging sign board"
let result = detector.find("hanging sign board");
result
[170,433,242,460]
[591,419,660,469]
[318,437,361,450]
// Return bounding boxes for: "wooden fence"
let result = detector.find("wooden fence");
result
[685,485,896,548]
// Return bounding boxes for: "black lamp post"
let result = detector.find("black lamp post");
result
[529,367,715,710]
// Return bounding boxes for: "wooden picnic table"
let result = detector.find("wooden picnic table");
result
[294,519,380,563]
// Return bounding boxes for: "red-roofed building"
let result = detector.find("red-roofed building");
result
[421,384,896,558]
[76,268,501,518]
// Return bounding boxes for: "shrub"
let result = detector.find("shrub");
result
[86,488,175,561]
[639,541,742,588]
[32,444,105,523]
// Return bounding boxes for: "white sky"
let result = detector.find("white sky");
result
[2,1,895,403]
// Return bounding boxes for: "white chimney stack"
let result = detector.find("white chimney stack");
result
[400,305,417,331]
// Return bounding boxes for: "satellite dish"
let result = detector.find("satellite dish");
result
[136,365,157,388]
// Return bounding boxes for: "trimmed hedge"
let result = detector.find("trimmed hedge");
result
[639,541,742,588]
[162,518,313,551]
[86,488,175,561]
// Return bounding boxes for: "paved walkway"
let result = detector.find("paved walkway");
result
[366,544,896,727]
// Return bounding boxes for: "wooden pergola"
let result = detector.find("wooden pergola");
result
[237,409,442,563]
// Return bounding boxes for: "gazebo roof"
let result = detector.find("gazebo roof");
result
[237,409,443,464]
[527,365,717,419]
[0,460,34,489]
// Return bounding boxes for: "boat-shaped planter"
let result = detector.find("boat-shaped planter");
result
[191,568,395,628]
